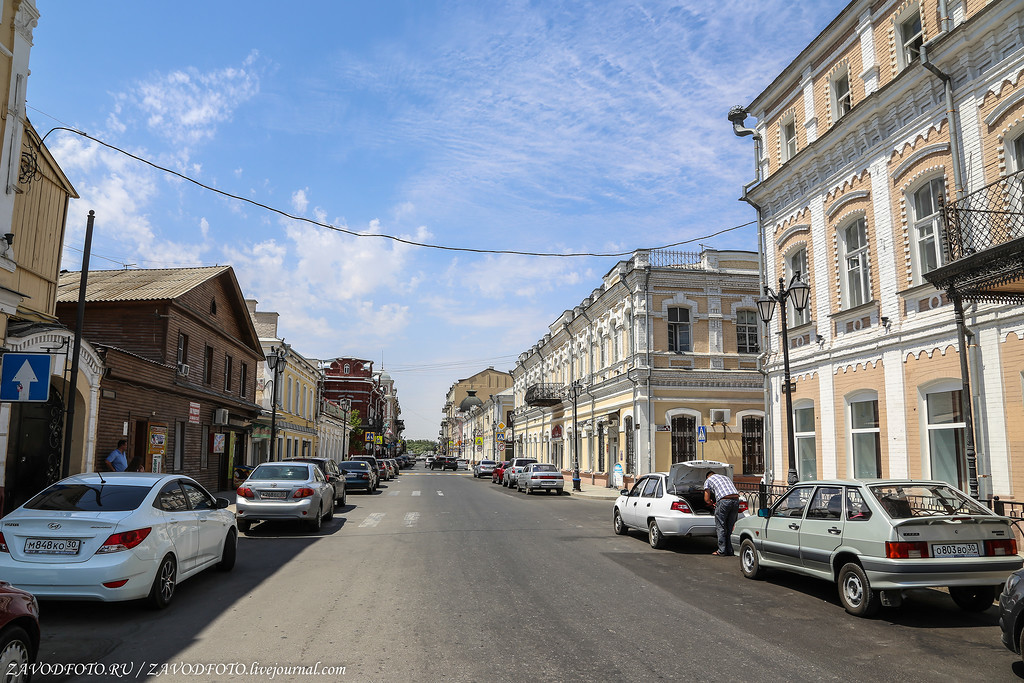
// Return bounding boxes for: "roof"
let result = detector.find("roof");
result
[56,266,232,303]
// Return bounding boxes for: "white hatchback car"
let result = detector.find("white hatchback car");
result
[613,460,747,548]
[0,472,236,608]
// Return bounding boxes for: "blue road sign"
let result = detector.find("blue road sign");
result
[0,353,52,402]
[697,425,708,443]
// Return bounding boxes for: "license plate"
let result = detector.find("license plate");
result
[24,537,81,555]
[542,481,558,486]
[931,542,980,558]
[260,490,287,499]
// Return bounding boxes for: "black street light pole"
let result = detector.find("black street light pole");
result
[571,380,582,492]
[266,345,288,462]
[757,276,810,486]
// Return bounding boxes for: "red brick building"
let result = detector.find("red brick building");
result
[322,358,381,455]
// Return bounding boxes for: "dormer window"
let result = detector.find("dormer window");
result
[781,117,798,163]
[899,8,923,68]
[344,363,351,374]
[832,70,852,120]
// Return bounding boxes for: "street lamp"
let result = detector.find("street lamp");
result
[756,275,810,486]
[266,345,288,462]
[570,380,583,492]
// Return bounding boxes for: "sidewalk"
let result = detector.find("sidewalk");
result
[563,477,620,500]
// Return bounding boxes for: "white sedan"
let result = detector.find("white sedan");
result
[0,472,236,608]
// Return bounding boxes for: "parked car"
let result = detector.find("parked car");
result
[457,459,470,470]
[236,462,334,534]
[0,580,39,677]
[425,456,436,468]
[517,463,565,494]
[0,472,236,608]
[613,461,746,549]
[387,458,401,476]
[503,458,538,488]
[431,456,458,471]
[351,456,385,484]
[339,460,376,493]
[288,457,347,508]
[473,460,498,478]
[492,461,510,484]
[734,479,1022,617]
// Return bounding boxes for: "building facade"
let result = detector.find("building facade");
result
[440,368,513,457]
[735,0,1024,496]
[512,249,765,487]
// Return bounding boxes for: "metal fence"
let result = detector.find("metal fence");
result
[647,249,704,269]
[943,169,1024,260]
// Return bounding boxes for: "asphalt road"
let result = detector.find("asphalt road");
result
[32,470,1024,682]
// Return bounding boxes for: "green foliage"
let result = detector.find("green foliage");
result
[405,439,437,454]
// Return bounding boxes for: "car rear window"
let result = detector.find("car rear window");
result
[249,464,310,481]
[339,462,369,471]
[869,484,992,519]
[24,483,152,512]
[533,464,558,472]
[480,461,497,466]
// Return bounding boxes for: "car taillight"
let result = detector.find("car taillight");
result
[293,488,315,498]
[886,541,929,559]
[985,539,1018,556]
[99,528,152,554]
[0,532,7,553]
[237,486,254,498]
[102,579,129,588]
[360,473,369,479]
[738,499,748,513]
[670,500,692,513]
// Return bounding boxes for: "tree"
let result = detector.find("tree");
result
[405,439,438,454]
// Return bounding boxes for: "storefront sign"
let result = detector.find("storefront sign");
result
[212,433,226,454]
[147,424,167,456]
[188,402,201,425]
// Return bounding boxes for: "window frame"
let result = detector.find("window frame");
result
[667,307,692,353]
[786,247,811,326]
[840,216,871,309]
[670,414,696,463]
[176,332,189,366]
[897,6,924,69]
[924,387,966,489]
[223,353,233,393]
[203,345,214,385]
[736,310,759,354]
[780,115,798,163]
[909,176,947,284]
[848,396,881,479]
[831,68,852,120]
[794,402,817,481]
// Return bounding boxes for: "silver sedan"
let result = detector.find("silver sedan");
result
[236,462,334,534]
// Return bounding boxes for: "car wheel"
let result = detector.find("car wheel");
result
[648,520,666,549]
[613,509,628,535]
[308,504,323,532]
[340,489,347,507]
[525,485,531,495]
[148,554,177,609]
[949,585,997,612]
[740,539,765,579]
[837,562,879,617]
[0,625,34,680]
[324,499,335,522]
[217,530,237,572]
[236,519,251,534]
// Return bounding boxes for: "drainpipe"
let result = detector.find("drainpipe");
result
[643,260,653,476]
[949,289,980,498]
[938,0,951,34]
[920,41,965,199]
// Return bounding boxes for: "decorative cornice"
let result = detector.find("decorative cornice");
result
[825,190,870,220]
[891,142,949,181]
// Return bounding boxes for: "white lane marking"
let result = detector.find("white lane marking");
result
[412,491,421,497]
[437,491,444,496]
[388,490,400,496]
[359,512,385,528]
[404,512,420,527]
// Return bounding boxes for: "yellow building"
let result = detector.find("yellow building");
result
[440,367,512,457]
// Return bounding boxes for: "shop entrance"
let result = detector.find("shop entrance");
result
[4,385,64,514]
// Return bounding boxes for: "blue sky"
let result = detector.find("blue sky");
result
[28,1,845,439]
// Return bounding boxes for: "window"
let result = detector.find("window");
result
[287,377,293,412]
[781,116,797,162]
[176,332,189,366]
[910,177,946,281]
[741,416,764,474]
[787,248,811,326]
[850,398,881,478]
[832,70,852,119]
[667,308,691,352]
[841,217,871,308]
[774,486,812,518]
[240,363,248,400]
[182,482,214,510]
[1012,134,1024,173]
[926,389,965,488]
[641,477,660,498]
[223,354,233,392]
[845,488,872,521]
[671,415,696,463]
[201,425,209,469]
[344,363,351,374]
[156,481,188,512]
[173,422,185,471]
[806,487,843,520]
[737,310,759,354]
[795,405,817,481]
[612,328,621,362]
[899,8,923,67]
[600,337,607,368]
[204,345,214,384]
[624,416,635,474]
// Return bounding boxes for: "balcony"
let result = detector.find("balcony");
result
[926,171,1024,303]
[524,383,565,407]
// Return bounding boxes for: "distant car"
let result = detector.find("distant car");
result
[431,456,458,471]
[0,580,39,677]
[473,460,498,478]
[457,459,470,471]
[425,456,436,468]
[503,458,537,488]
[613,461,747,549]
[492,461,510,484]
[351,456,386,484]
[0,472,236,608]
[339,460,376,493]
[236,462,334,534]
[288,457,347,508]
[517,463,565,494]
[734,479,1021,617]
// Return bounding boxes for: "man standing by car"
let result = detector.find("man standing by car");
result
[704,469,740,556]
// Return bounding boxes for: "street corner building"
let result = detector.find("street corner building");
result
[512,249,765,488]
[731,0,1024,499]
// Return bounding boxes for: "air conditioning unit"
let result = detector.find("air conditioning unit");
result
[710,409,730,425]
[213,408,229,425]
[176,363,190,377]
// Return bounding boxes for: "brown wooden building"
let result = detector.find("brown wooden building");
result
[55,266,262,492]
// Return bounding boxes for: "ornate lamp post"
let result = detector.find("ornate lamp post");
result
[570,380,583,492]
[266,345,288,462]
[756,276,810,486]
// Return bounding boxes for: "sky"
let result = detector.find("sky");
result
[27,0,846,440]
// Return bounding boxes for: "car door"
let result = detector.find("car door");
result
[182,481,225,568]
[621,477,648,528]
[312,467,331,512]
[762,485,813,566]
[155,480,199,572]
[635,476,662,527]
[798,486,844,573]
[327,460,344,500]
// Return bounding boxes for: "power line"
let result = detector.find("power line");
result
[41,125,757,259]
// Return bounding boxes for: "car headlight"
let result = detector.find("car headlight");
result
[1006,573,1022,595]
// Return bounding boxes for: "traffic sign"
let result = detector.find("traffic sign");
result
[365,432,375,442]
[498,442,506,451]
[497,422,506,431]
[0,353,52,402]
[375,435,383,445]
[697,425,707,443]
[495,431,505,440]
[475,436,483,446]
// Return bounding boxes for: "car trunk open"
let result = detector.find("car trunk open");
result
[666,461,734,514]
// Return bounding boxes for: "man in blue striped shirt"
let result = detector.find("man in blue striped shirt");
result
[704,470,740,556]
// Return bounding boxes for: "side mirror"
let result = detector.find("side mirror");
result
[216,497,231,509]
[757,508,772,518]
[620,489,629,496]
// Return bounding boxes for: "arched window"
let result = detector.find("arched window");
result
[786,247,810,326]
[840,217,871,308]
[909,177,946,283]
[794,401,816,481]
[344,363,351,374]
[847,393,881,478]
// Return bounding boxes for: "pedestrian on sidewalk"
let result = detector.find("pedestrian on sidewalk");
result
[704,469,740,556]
[104,439,129,472]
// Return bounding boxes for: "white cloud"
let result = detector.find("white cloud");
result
[291,188,310,214]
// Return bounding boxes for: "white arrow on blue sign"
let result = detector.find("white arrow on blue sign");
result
[0,353,52,402]
[697,425,708,443]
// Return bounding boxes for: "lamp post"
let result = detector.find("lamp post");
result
[756,276,810,486]
[266,345,288,462]
[570,380,583,491]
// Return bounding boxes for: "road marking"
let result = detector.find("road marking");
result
[359,512,385,528]
[412,491,421,497]
[437,491,444,496]
[388,490,400,496]
[404,512,420,527]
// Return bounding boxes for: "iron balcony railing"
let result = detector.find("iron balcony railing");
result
[524,383,565,407]
[645,249,703,269]
[943,169,1024,260]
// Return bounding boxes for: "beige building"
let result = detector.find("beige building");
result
[512,249,765,487]
[733,0,1024,498]
[440,367,513,457]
